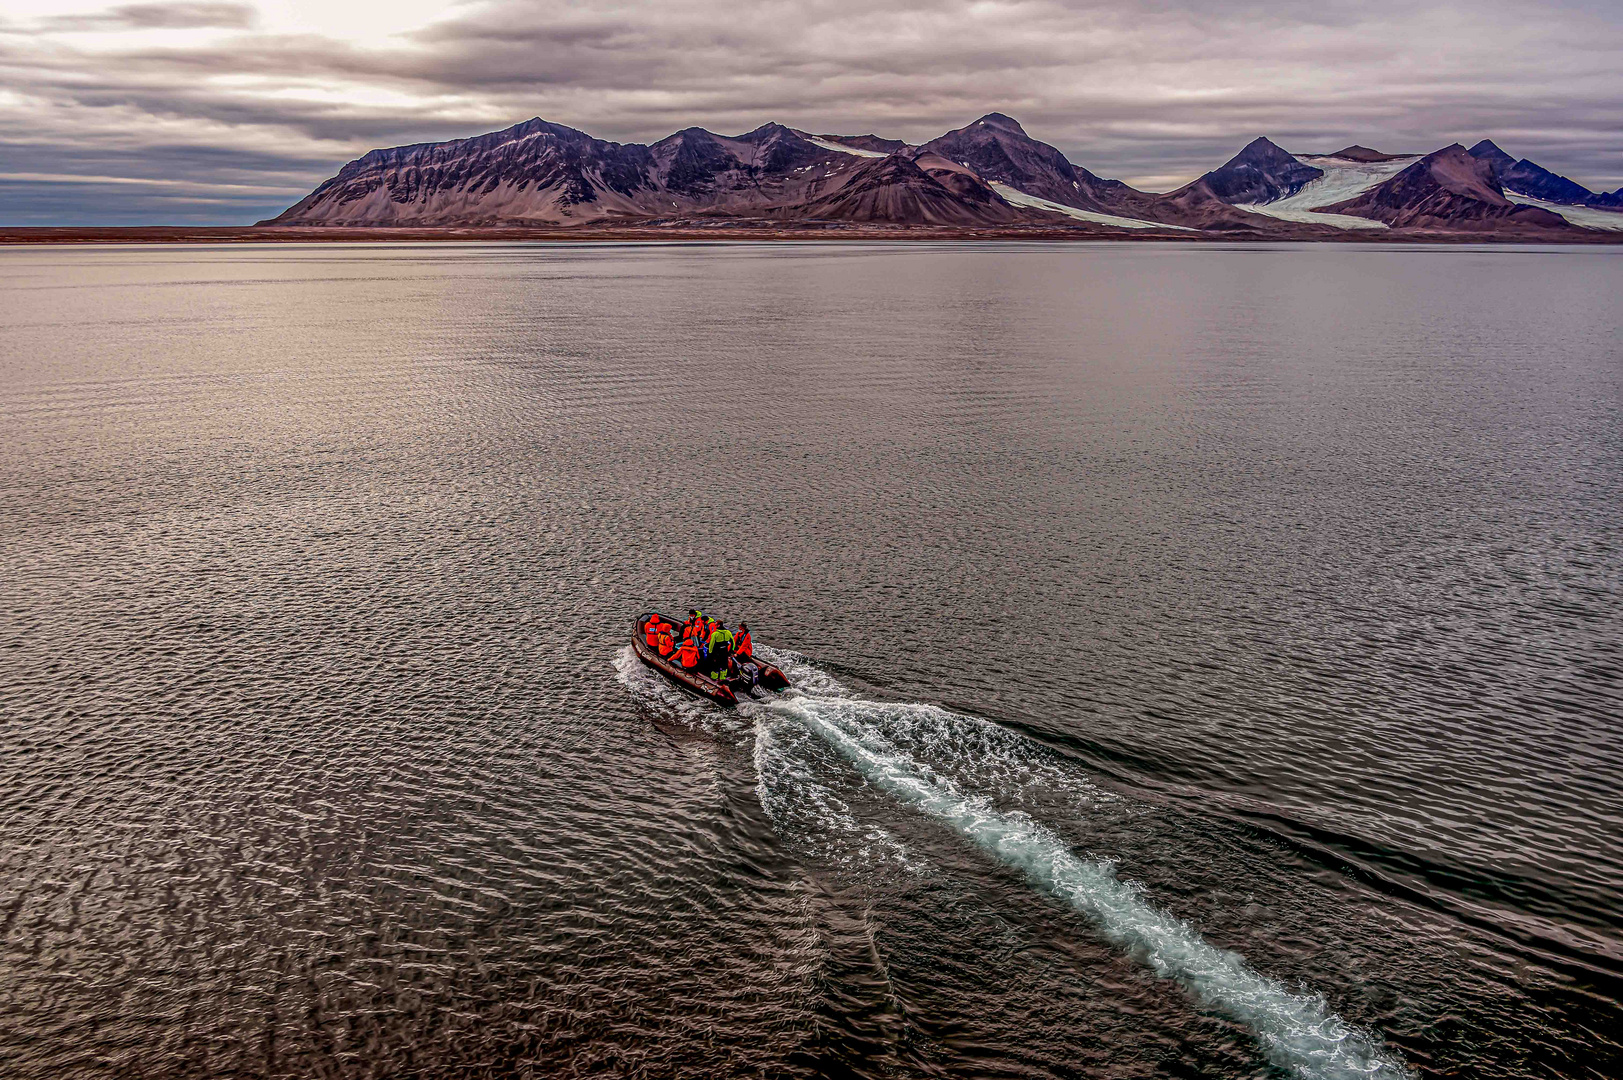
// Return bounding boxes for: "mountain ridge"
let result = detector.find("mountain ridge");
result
[1316,144,1570,232]
[1466,139,1622,208]
[1195,137,1323,204]
[262,114,1620,239]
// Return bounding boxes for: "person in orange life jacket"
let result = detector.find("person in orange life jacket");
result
[687,610,708,657]
[675,635,700,669]
[733,622,752,661]
[643,619,662,648]
[657,624,675,657]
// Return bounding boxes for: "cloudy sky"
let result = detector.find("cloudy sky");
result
[2,0,1620,224]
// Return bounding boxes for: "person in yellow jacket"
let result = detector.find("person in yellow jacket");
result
[706,621,734,681]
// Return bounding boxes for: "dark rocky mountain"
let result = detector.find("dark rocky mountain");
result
[1467,140,1594,204]
[1195,137,1322,203]
[1318,144,1571,231]
[267,117,1024,226]
[647,123,832,208]
[915,114,1284,231]
[799,132,909,155]
[1145,176,1291,231]
[1506,160,1594,204]
[916,113,1132,212]
[1466,139,1623,214]
[1466,139,1517,176]
[269,118,654,225]
[910,153,1013,207]
[267,110,1240,232]
[262,113,1619,239]
[794,154,1027,225]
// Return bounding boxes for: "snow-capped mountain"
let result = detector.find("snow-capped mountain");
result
[263,115,1618,239]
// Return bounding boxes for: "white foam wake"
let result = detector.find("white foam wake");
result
[763,681,1408,1080]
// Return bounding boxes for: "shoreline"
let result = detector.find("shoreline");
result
[4,223,1622,245]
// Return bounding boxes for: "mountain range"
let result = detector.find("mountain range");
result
[262,113,1623,240]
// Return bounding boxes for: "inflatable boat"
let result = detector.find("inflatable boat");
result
[633,613,791,707]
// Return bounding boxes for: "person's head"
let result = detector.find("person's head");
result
[739,622,748,632]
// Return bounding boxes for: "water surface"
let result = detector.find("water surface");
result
[1,241,1619,1078]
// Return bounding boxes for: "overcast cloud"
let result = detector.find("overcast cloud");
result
[1,0,1620,224]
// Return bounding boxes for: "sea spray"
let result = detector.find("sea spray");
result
[752,714,924,873]
[763,683,1408,1080]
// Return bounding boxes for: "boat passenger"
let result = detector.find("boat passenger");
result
[675,636,700,670]
[644,619,662,648]
[707,621,734,680]
[657,625,675,657]
[734,622,752,661]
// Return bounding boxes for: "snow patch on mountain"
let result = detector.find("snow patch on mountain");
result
[1237,154,1419,230]
[1504,191,1623,231]
[990,183,1196,231]
[805,137,889,159]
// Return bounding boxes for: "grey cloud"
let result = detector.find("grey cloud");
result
[2,0,1621,224]
[43,3,257,31]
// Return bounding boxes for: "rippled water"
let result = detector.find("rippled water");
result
[1,241,1619,1079]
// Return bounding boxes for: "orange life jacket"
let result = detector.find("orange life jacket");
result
[677,640,699,667]
[658,630,674,656]
[735,631,752,658]
[706,619,719,639]
[644,621,661,647]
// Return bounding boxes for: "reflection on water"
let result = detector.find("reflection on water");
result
[1,242,1619,1079]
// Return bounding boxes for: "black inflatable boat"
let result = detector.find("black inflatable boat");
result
[632,613,791,707]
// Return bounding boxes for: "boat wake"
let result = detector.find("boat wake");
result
[617,646,1410,1079]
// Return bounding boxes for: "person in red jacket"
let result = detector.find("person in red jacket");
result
[644,619,662,648]
[657,625,675,657]
[675,636,700,669]
[733,622,752,661]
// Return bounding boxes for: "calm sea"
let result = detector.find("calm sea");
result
[1,241,1619,1079]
